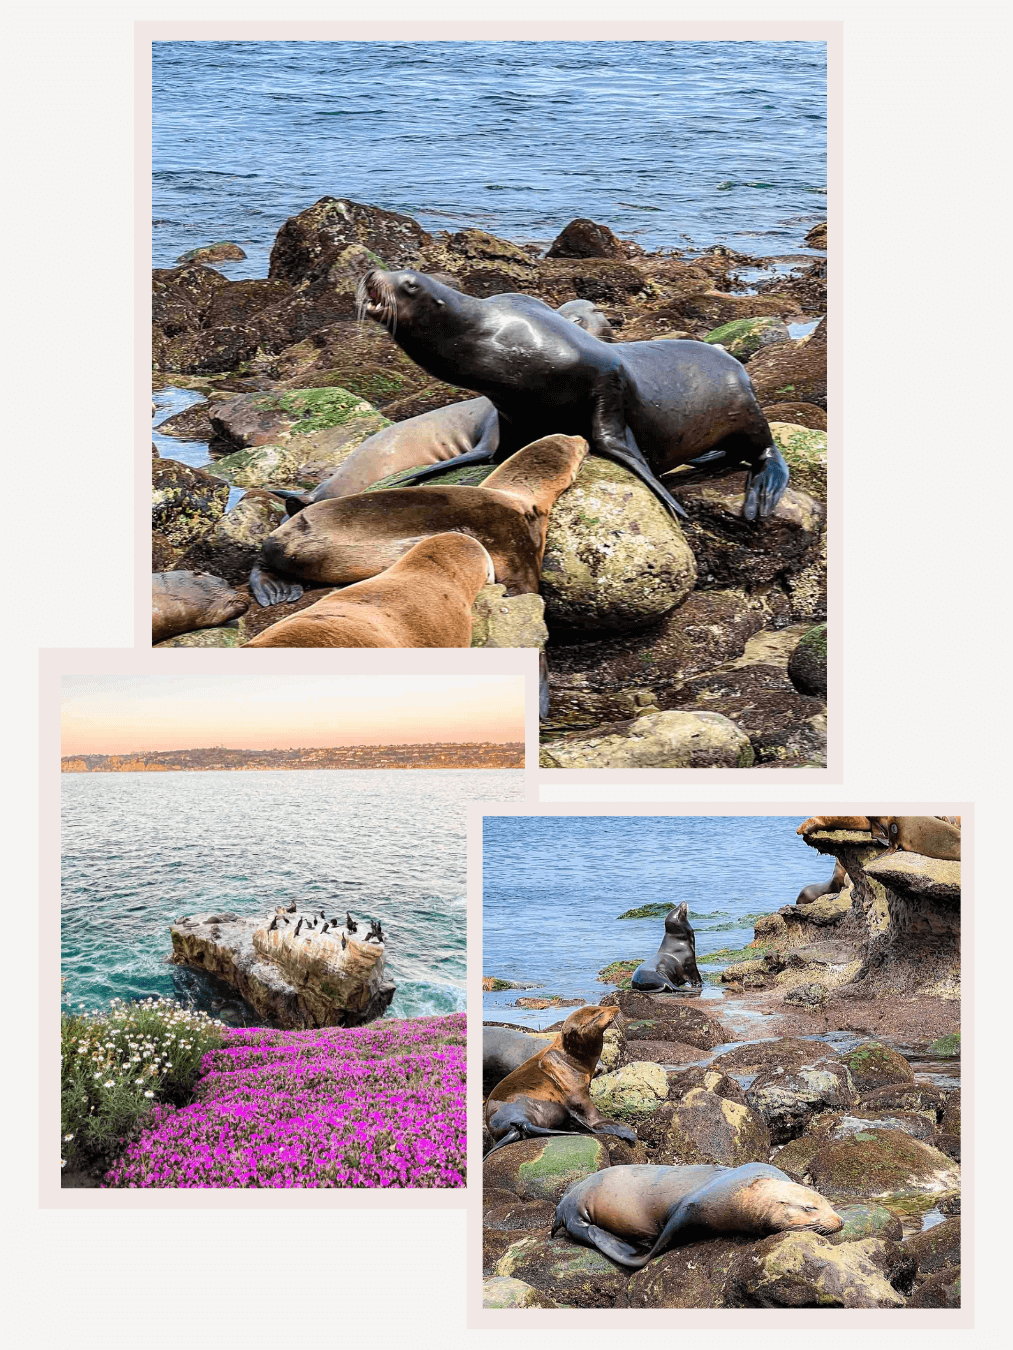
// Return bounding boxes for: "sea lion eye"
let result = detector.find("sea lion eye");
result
[804,1204,817,1212]
[890,823,898,836]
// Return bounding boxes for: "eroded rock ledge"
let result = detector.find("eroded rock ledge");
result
[169,910,395,1029]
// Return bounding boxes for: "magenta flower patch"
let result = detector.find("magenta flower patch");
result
[104,1013,465,1188]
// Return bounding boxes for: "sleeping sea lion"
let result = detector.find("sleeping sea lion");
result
[248,433,588,607]
[152,570,248,644]
[482,1026,557,1094]
[795,858,850,906]
[551,1162,843,1268]
[630,902,703,992]
[484,1004,636,1155]
[356,268,789,521]
[797,816,961,861]
[241,532,494,648]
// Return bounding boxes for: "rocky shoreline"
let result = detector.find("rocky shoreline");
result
[482,831,960,1308]
[152,199,828,768]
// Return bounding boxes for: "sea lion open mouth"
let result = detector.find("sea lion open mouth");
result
[355,269,399,331]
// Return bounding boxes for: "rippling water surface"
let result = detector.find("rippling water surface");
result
[483,815,827,1027]
[153,40,826,275]
[63,768,523,1020]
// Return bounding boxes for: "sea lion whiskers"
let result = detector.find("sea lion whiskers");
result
[356,270,400,335]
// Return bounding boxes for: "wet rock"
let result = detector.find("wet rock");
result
[939,1193,960,1216]
[495,1234,630,1308]
[482,1276,558,1310]
[628,1236,749,1308]
[937,1095,960,1160]
[665,1067,748,1106]
[783,983,830,1009]
[176,242,247,265]
[902,1217,960,1279]
[928,1032,961,1057]
[209,386,381,449]
[908,1267,961,1307]
[483,1196,557,1232]
[746,318,827,409]
[828,1204,904,1246]
[787,622,827,697]
[839,1040,914,1093]
[470,586,548,650]
[667,663,826,768]
[154,400,216,441]
[540,710,754,769]
[154,626,242,649]
[152,263,228,342]
[674,474,825,589]
[546,218,627,260]
[540,457,697,635]
[805,221,828,250]
[212,401,391,489]
[268,196,430,285]
[746,1059,857,1143]
[644,1087,772,1166]
[703,316,789,362]
[482,1135,608,1204]
[204,278,291,332]
[769,423,827,504]
[180,490,287,584]
[802,1128,961,1202]
[711,1037,838,1075]
[727,1230,904,1307]
[152,457,229,548]
[588,1060,670,1121]
[810,1109,939,1147]
[599,991,729,1050]
[858,1084,948,1120]
[855,1236,917,1294]
[760,401,827,431]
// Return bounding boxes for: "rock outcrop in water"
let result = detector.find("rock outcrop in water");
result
[169,909,395,1029]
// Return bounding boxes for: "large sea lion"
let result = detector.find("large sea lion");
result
[483,1026,556,1094]
[795,858,850,906]
[271,300,612,514]
[248,433,588,607]
[630,902,703,992]
[357,268,789,521]
[484,1004,636,1155]
[797,816,961,861]
[241,533,494,648]
[152,570,248,644]
[551,1162,843,1268]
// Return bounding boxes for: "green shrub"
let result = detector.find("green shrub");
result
[61,996,225,1176]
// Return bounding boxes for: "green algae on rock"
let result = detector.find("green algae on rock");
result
[482,1276,558,1309]
[839,1040,915,1093]
[769,422,828,503]
[483,1134,608,1205]
[788,622,827,698]
[645,1087,772,1167]
[703,315,789,361]
[588,1060,669,1121]
[727,1229,905,1308]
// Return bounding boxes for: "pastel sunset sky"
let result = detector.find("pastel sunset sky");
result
[61,670,524,755]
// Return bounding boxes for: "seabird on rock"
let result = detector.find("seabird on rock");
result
[282,915,290,925]
[294,918,303,936]
[268,917,278,931]
[346,912,358,933]
[341,932,347,950]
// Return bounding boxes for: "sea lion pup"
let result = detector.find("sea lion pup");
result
[797,816,961,861]
[795,858,850,906]
[630,901,703,991]
[151,570,248,644]
[357,268,789,521]
[243,533,494,648]
[484,1004,636,1156]
[248,433,588,607]
[551,1162,843,1268]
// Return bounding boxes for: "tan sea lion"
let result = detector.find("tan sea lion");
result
[795,858,850,906]
[797,816,961,861]
[241,532,493,648]
[551,1162,843,1267]
[152,570,248,644]
[248,433,588,607]
[484,1003,636,1155]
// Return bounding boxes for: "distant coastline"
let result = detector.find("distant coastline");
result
[61,742,524,772]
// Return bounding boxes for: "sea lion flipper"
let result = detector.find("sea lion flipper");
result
[590,382,688,520]
[386,444,496,487]
[637,1199,695,1263]
[742,443,791,521]
[249,564,304,608]
[582,1224,645,1267]
[589,1121,637,1145]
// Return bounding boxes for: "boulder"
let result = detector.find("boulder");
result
[482,1135,608,1204]
[180,489,287,584]
[470,586,548,650]
[769,423,827,503]
[151,457,229,549]
[483,1196,557,1232]
[176,242,247,265]
[746,318,827,409]
[168,910,394,1028]
[588,1060,670,1121]
[494,1234,630,1308]
[805,221,828,250]
[828,1204,904,1246]
[540,457,697,635]
[726,1230,904,1308]
[711,1037,836,1076]
[746,1059,857,1143]
[212,403,391,489]
[901,1217,961,1280]
[155,626,242,649]
[540,710,754,769]
[482,1277,557,1310]
[703,316,789,362]
[151,530,181,572]
[787,622,827,697]
[208,386,383,448]
[628,1235,749,1308]
[839,1041,915,1093]
[546,218,627,260]
[760,401,827,431]
[268,196,430,285]
[599,991,728,1050]
[665,1067,748,1106]
[801,1128,961,1202]
[858,1084,948,1119]
[153,400,216,441]
[644,1088,772,1166]
[908,1267,961,1307]
[808,1108,939,1147]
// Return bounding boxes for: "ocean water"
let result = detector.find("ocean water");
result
[62,768,523,1021]
[152,39,826,275]
[483,815,830,1027]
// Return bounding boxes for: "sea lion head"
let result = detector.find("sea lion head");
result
[357,268,459,334]
[559,1003,621,1067]
[664,901,694,939]
[750,1177,843,1236]
[556,298,614,341]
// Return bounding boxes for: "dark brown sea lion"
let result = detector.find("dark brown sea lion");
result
[248,433,588,607]
[795,858,850,906]
[551,1162,843,1267]
[797,816,961,862]
[357,268,789,521]
[152,570,248,644]
[271,299,611,514]
[630,902,703,992]
[241,533,494,648]
[484,1004,636,1155]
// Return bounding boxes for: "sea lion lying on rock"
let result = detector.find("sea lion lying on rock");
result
[797,816,961,861]
[242,533,494,648]
[630,902,703,991]
[483,1026,556,1094]
[152,570,248,643]
[551,1162,843,1268]
[484,1004,637,1155]
[357,267,789,521]
[248,433,589,607]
